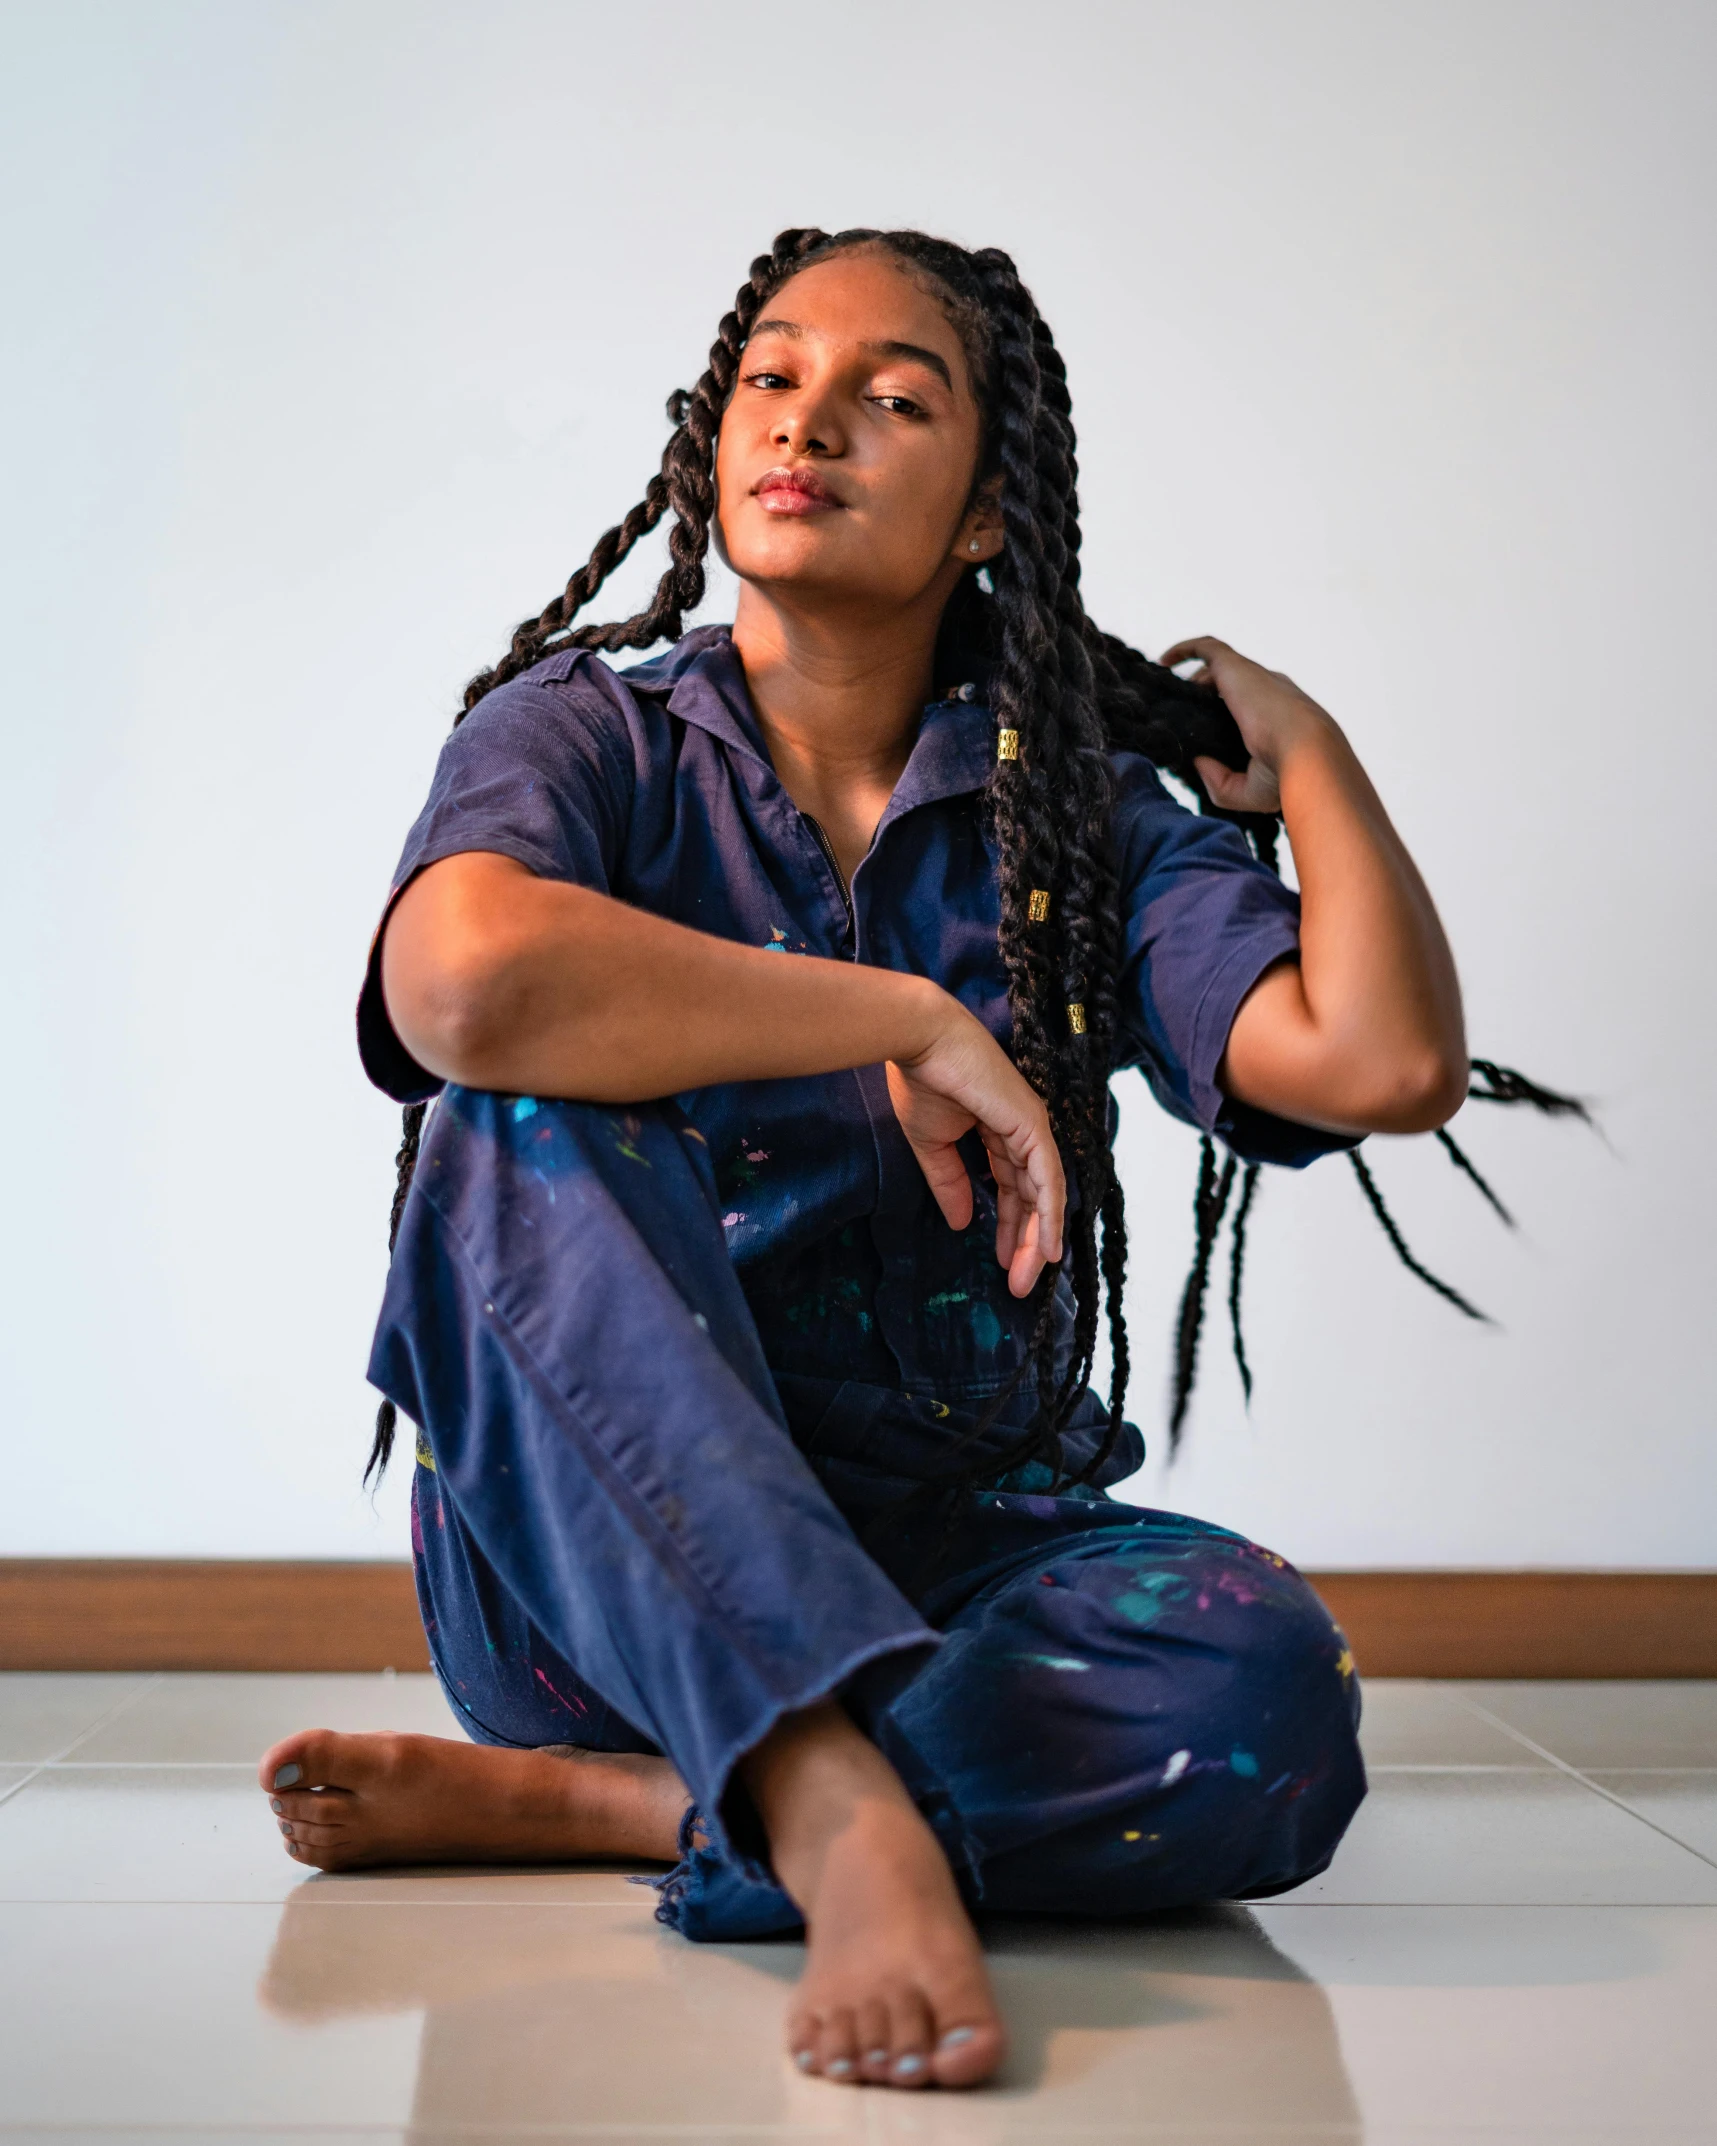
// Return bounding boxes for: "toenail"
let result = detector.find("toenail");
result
[273,1764,302,1790]
[279,1822,293,1836]
[894,2053,925,2077]
[287,1843,302,1857]
[269,1798,282,1813]
[826,2057,853,2078]
[939,2026,976,2049]
[867,2048,889,2065]
[793,2050,814,2072]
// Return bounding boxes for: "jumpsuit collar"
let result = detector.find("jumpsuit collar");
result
[627,626,998,823]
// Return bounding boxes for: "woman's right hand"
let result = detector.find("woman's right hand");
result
[886,1002,1065,1299]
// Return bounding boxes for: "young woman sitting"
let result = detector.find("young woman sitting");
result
[258,228,1467,2091]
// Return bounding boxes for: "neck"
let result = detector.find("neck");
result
[729,581,950,811]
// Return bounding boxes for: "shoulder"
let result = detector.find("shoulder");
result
[446,645,647,785]
[1108,748,1234,858]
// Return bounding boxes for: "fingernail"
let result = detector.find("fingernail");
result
[826,2057,853,2078]
[940,2025,977,2049]
[793,2050,814,2072]
[269,1798,283,1813]
[894,2053,925,2077]
[273,1763,302,1790]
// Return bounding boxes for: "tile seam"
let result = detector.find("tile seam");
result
[0,1672,162,1808]
[1448,1691,1717,1876]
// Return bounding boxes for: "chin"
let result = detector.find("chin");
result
[726,529,860,591]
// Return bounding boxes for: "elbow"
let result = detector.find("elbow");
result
[383,927,531,1088]
[1359,1045,1470,1135]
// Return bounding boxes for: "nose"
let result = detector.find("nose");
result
[773,385,845,459]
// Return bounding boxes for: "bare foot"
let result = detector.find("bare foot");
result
[255,1729,688,1872]
[745,1703,1005,2091]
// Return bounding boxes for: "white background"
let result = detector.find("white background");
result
[3,1,1711,1567]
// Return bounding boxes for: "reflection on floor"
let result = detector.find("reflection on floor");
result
[0,1673,1713,2141]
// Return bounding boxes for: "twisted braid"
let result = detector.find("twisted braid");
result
[366,230,832,1486]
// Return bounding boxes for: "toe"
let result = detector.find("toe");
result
[929,2012,1005,2089]
[854,1998,892,2083]
[271,1788,352,1826]
[784,2000,819,2079]
[258,1727,348,1796]
[887,1987,934,2088]
[815,2008,860,2084]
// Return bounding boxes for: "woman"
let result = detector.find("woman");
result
[257,229,1467,2090]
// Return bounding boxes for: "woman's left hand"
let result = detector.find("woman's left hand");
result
[1161,636,1338,816]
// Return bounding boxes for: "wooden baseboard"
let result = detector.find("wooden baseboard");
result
[0,1561,432,1674]
[0,1561,1712,1677]
[1308,1570,1717,1679]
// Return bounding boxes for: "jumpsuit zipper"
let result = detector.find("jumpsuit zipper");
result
[803,815,857,954]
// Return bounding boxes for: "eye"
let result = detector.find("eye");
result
[871,394,925,418]
[742,369,792,390]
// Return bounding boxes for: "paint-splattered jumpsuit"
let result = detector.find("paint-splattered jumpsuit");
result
[361,628,1367,1938]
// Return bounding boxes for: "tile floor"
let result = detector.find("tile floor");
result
[1,1674,1714,2142]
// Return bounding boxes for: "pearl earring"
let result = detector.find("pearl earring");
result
[969,539,981,553]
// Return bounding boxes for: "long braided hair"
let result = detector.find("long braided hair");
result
[366,226,1585,1488]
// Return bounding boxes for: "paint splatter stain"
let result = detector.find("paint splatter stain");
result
[722,1212,745,1228]
[970,1302,1004,1351]
[1161,1749,1191,1787]
[512,1096,539,1122]
[1112,1574,1185,1626]
[414,1430,436,1473]
[764,927,789,951]
[1336,1647,1356,1681]
[1017,1654,1091,1673]
[1122,1829,1141,1841]
[1229,1748,1260,1778]
[532,1665,588,1718]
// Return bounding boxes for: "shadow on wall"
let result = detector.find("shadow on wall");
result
[260,1883,1362,2132]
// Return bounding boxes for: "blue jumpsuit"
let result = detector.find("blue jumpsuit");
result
[360,629,1366,1939]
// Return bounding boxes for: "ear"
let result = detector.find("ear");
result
[952,477,1004,566]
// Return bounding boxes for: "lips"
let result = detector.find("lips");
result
[753,466,842,515]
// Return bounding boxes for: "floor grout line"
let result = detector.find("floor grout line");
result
[1448,1690,1717,1875]
[0,1673,163,1813]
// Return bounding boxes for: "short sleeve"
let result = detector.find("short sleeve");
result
[356,653,636,1102]
[1109,753,1359,1169]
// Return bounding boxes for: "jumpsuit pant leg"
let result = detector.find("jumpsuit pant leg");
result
[368,1087,942,1886]
[657,1494,1366,1937]
[886,1501,1366,1915]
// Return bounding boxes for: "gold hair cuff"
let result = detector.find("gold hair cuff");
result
[997,728,1020,762]
[1028,889,1050,923]
[1066,1002,1087,1036]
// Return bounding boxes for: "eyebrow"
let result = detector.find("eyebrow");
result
[747,318,955,392]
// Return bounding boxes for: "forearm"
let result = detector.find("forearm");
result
[1223,723,1467,1134]
[383,858,947,1101]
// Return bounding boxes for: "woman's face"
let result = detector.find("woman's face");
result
[714,248,1001,616]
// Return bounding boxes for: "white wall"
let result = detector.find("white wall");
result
[3,0,1712,1566]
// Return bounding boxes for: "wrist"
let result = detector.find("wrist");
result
[889,973,961,1067]
[1270,706,1351,796]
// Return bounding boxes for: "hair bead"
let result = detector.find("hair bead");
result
[1028,889,1050,923]
[997,727,1020,762]
[1066,1001,1087,1036]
